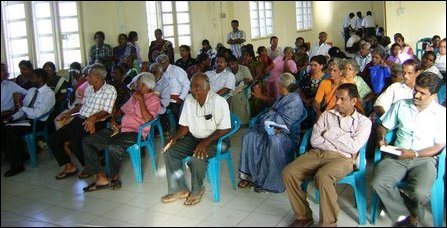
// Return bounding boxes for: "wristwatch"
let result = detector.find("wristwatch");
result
[413,151,419,159]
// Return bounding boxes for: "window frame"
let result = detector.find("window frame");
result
[1,1,84,78]
[249,1,273,39]
[146,1,192,51]
[295,1,313,31]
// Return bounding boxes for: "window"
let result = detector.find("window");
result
[249,1,273,39]
[295,1,312,31]
[1,1,82,78]
[146,1,191,49]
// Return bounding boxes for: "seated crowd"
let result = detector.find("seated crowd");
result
[1,23,446,227]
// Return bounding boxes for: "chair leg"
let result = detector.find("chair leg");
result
[127,145,143,183]
[352,178,367,225]
[225,153,236,189]
[147,141,157,173]
[431,180,444,227]
[370,191,380,224]
[104,148,111,177]
[24,134,38,168]
[208,159,220,202]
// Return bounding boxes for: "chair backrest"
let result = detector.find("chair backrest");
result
[415,37,432,60]
[136,115,160,146]
[215,113,241,159]
[33,107,54,135]
[290,107,307,157]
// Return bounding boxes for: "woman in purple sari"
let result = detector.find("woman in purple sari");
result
[148,29,174,64]
[238,73,305,193]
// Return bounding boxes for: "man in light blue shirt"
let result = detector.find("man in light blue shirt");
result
[1,63,28,120]
[371,72,446,227]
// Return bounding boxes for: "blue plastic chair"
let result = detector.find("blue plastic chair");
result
[105,115,164,183]
[298,128,368,225]
[415,37,432,60]
[22,108,54,168]
[183,113,241,202]
[370,130,446,227]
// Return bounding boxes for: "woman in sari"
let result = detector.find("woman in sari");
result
[148,29,174,64]
[238,73,305,193]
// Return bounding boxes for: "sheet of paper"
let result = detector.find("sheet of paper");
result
[6,120,31,127]
[380,145,402,156]
[264,120,289,131]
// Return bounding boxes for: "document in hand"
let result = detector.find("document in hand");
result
[380,145,402,156]
[264,120,289,133]
[6,120,31,127]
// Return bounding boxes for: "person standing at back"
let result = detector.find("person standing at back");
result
[362,11,376,39]
[227,20,246,59]
[343,13,356,50]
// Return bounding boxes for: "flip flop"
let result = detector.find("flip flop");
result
[237,180,254,188]
[83,182,110,192]
[110,179,122,190]
[161,190,190,203]
[78,170,93,179]
[55,169,78,180]
[184,188,205,206]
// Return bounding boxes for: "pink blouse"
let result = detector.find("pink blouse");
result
[120,92,161,138]
[267,56,298,83]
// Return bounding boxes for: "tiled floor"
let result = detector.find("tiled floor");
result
[1,127,445,227]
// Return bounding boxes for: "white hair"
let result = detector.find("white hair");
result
[136,72,155,90]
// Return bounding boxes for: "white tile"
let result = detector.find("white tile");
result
[196,220,230,227]
[102,204,145,222]
[8,199,53,217]
[175,203,221,220]
[127,208,173,226]
[157,214,201,227]
[222,195,265,212]
[86,216,126,226]
[238,212,283,227]
[75,198,120,216]
[205,207,250,226]
[253,198,292,217]
[124,193,161,209]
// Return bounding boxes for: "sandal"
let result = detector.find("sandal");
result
[184,188,205,206]
[83,182,110,192]
[110,179,122,190]
[78,170,93,179]
[161,190,190,203]
[237,180,253,188]
[55,169,78,180]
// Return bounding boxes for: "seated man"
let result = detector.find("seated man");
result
[48,63,117,180]
[82,73,160,192]
[161,73,231,206]
[282,83,372,227]
[205,54,236,99]
[1,63,28,121]
[238,73,304,193]
[2,68,55,177]
[371,72,445,227]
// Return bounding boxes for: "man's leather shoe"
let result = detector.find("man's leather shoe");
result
[4,165,25,177]
[289,218,313,227]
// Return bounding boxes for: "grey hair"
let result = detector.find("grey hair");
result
[149,63,163,73]
[342,58,360,73]
[361,42,371,51]
[279,72,296,90]
[88,63,107,80]
[136,72,156,90]
[191,73,210,89]
[155,54,170,64]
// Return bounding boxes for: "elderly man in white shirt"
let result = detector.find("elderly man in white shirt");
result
[355,42,372,73]
[374,59,421,117]
[161,73,231,206]
[205,54,236,99]
[3,68,55,177]
[156,54,190,127]
[308,32,332,59]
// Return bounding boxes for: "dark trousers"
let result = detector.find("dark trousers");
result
[365,27,376,39]
[167,102,183,129]
[343,27,350,49]
[83,128,137,178]
[48,116,107,167]
[4,120,45,166]
[164,133,230,195]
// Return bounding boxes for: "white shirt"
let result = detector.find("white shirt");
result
[179,91,231,139]
[435,54,446,72]
[80,83,117,117]
[343,15,355,29]
[355,16,363,30]
[163,64,190,101]
[361,15,375,28]
[355,53,372,72]
[425,65,443,79]
[374,82,414,113]
[12,84,55,121]
[154,76,170,114]
[380,99,446,150]
[308,42,332,59]
[205,69,236,95]
[268,46,283,60]
[346,34,361,48]
[1,80,27,112]
[227,29,246,58]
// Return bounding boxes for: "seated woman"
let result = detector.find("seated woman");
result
[82,73,160,192]
[238,73,305,193]
[393,33,414,57]
[175,45,195,72]
[341,59,373,114]
[297,55,328,128]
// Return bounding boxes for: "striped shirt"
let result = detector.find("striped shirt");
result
[80,83,117,118]
[227,29,246,58]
